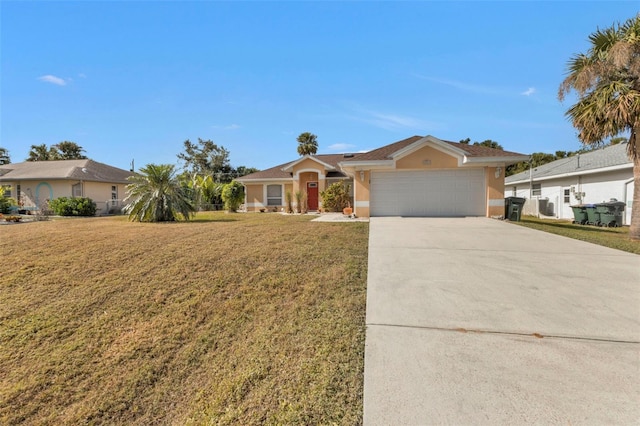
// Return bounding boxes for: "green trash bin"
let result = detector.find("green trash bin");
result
[584,204,600,226]
[595,201,625,227]
[505,197,526,221]
[570,205,588,225]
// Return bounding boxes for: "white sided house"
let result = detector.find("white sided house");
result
[505,142,634,224]
[0,159,134,214]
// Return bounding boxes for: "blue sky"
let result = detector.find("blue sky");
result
[2,1,638,171]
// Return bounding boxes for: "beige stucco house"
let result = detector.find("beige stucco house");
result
[0,159,134,214]
[237,135,529,218]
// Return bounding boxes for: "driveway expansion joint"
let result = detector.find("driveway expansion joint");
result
[367,322,640,345]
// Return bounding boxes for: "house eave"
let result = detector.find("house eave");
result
[391,135,467,161]
[463,155,530,166]
[506,162,633,185]
[338,160,394,170]
[280,155,336,173]
[236,177,293,184]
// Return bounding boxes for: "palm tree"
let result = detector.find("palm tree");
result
[558,14,640,239]
[26,144,53,161]
[297,132,318,156]
[123,164,196,222]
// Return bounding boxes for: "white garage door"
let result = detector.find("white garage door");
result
[371,169,486,216]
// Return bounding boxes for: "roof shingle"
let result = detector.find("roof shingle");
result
[0,159,134,183]
[506,142,631,183]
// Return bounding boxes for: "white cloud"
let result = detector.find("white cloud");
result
[212,124,240,130]
[37,75,67,86]
[521,87,536,96]
[78,73,87,78]
[327,143,356,152]
[354,109,437,132]
[412,74,503,95]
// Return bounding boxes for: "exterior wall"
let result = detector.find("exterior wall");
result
[4,179,128,214]
[292,161,322,211]
[353,171,370,217]
[396,146,458,169]
[83,181,129,214]
[12,180,74,208]
[485,167,505,217]
[506,169,634,224]
[245,184,266,212]
[244,182,295,212]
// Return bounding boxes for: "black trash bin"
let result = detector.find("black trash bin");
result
[570,205,588,225]
[505,197,526,221]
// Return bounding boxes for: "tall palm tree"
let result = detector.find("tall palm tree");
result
[26,144,53,161]
[559,14,640,239]
[123,164,196,222]
[297,132,318,156]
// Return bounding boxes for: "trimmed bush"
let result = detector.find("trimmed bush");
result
[49,197,97,216]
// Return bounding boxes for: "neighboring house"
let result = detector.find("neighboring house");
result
[505,142,634,224]
[237,135,528,218]
[0,159,134,214]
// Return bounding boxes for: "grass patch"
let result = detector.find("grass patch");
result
[0,212,369,425]
[511,216,640,254]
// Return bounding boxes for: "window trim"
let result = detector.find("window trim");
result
[266,184,282,206]
[72,183,82,197]
[532,183,541,197]
[563,188,571,204]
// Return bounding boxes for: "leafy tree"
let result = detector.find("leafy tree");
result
[610,136,628,145]
[234,166,260,177]
[474,139,504,150]
[26,142,87,161]
[221,181,244,212]
[177,138,233,180]
[123,164,196,222]
[297,132,318,156]
[558,14,639,239]
[458,138,504,150]
[0,147,10,165]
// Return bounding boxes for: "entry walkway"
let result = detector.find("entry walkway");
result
[363,217,640,425]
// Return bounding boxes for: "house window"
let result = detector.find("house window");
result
[2,185,10,198]
[72,183,82,197]
[266,184,282,206]
[512,186,517,196]
[532,183,541,196]
[111,185,118,204]
[564,189,571,203]
[17,184,21,202]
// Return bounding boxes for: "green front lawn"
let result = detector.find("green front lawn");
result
[0,212,369,425]
[511,216,640,255]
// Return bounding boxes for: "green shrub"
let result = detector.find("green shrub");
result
[320,182,351,212]
[221,181,244,212]
[49,197,97,216]
[0,196,17,214]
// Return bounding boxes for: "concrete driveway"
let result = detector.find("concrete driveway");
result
[364,217,640,425]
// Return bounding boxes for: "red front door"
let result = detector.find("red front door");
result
[307,182,319,211]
